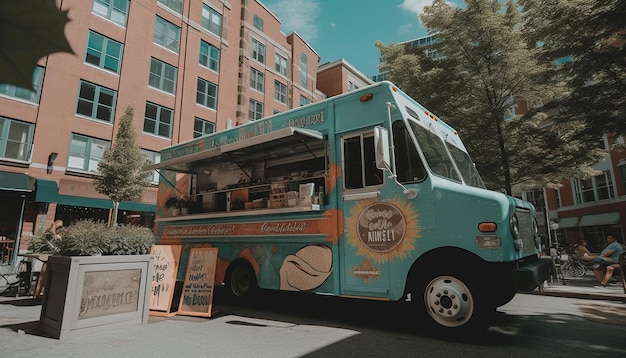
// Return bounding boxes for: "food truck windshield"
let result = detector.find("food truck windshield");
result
[407,118,485,189]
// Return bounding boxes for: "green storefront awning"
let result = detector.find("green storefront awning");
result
[120,201,155,213]
[35,179,58,202]
[56,194,155,213]
[0,171,31,192]
[579,212,620,227]
[557,217,579,228]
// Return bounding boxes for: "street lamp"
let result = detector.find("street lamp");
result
[550,221,559,248]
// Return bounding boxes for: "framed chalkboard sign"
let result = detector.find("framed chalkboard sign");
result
[149,245,182,316]
[177,247,218,317]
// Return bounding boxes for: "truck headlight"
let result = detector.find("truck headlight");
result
[533,218,541,249]
[510,213,520,240]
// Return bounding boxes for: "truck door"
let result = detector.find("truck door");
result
[339,131,391,298]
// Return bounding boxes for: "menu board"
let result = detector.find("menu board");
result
[177,247,218,317]
[149,245,182,316]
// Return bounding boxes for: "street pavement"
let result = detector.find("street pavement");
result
[0,264,625,357]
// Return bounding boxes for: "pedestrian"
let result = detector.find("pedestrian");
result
[573,238,595,262]
[593,235,624,288]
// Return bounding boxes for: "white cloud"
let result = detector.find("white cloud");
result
[399,0,434,16]
[265,0,321,40]
[399,23,413,35]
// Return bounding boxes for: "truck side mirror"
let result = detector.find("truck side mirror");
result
[374,126,391,170]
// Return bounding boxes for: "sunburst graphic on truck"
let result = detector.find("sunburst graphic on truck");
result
[346,198,420,263]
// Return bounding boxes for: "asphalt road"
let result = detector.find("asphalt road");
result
[211,289,626,357]
[1,288,625,357]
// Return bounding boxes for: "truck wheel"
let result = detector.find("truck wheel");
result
[490,285,516,308]
[415,266,487,333]
[225,263,257,299]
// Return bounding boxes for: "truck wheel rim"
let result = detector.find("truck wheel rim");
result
[424,275,474,328]
[231,267,250,297]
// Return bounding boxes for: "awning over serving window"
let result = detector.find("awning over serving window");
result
[0,171,31,192]
[578,212,620,227]
[143,147,221,173]
[144,127,325,172]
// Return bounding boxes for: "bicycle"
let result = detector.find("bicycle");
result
[561,255,587,278]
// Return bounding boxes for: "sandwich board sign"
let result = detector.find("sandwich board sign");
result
[177,247,218,317]
[149,245,182,316]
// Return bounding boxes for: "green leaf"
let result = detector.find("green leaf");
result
[0,0,74,89]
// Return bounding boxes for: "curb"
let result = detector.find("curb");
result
[532,288,626,302]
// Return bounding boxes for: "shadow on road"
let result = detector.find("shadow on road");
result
[213,287,626,356]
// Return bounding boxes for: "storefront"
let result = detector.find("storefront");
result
[0,172,156,264]
[557,212,624,252]
[35,178,155,228]
[0,171,31,264]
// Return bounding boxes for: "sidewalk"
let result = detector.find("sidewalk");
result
[0,267,624,357]
[536,272,626,302]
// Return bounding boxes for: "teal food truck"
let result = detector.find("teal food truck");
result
[147,81,552,332]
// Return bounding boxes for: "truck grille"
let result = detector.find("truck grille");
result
[516,208,536,255]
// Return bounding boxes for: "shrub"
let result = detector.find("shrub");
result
[28,219,156,256]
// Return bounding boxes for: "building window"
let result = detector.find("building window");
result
[85,31,123,73]
[275,54,288,77]
[141,149,161,184]
[196,78,218,109]
[199,40,220,71]
[193,117,215,138]
[249,99,263,121]
[300,53,308,88]
[149,58,177,94]
[250,68,264,92]
[68,133,109,173]
[253,15,263,31]
[76,80,117,123]
[522,189,545,214]
[92,0,129,27]
[201,4,222,37]
[274,80,287,104]
[154,16,181,53]
[300,95,311,106]
[157,0,183,14]
[573,170,615,204]
[251,38,265,64]
[143,102,173,138]
[343,133,383,189]
[0,66,44,103]
[621,165,626,194]
[0,117,34,162]
[554,188,562,209]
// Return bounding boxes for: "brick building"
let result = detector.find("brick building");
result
[0,0,367,259]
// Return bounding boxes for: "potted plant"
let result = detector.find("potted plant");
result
[165,196,181,216]
[177,196,194,215]
[28,220,156,339]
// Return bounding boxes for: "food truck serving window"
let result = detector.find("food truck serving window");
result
[144,127,325,173]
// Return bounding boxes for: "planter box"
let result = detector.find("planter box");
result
[39,255,154,339]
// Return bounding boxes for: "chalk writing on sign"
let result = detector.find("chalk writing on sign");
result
[179,248,218,316]
[149,245,181,312]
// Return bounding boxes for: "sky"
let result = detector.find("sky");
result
[262,0,463,77]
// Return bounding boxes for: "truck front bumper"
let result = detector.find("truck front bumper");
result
[512,257,553,291]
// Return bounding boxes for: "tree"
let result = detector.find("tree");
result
[0,0,74,90]
[377,0,604,194]
[519,0,626,148]
[94,106,151,227]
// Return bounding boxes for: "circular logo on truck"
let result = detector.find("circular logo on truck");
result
[357,202,406,252]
